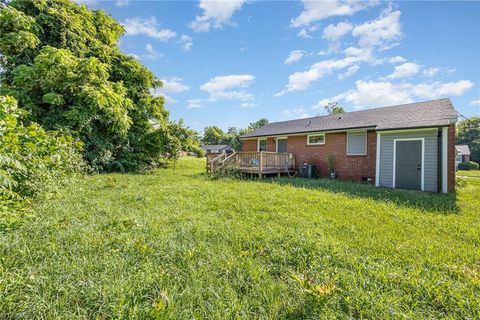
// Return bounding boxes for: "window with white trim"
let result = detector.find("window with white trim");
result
[258,138,267,151]
[346,130,367,155]
[307,134,325,145]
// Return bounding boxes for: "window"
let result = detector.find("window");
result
[347,130,367,155]
[307,134,325,145]
[258,138,267,151]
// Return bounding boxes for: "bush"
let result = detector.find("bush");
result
[0,96,84,229]
[458,161,479,171]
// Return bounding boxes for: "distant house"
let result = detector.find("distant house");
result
[240,98,458,193]
[455,145,471,167]
[201,144,233,154]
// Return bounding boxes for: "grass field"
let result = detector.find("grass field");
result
[1,157,479,319]
[457,169,480,177]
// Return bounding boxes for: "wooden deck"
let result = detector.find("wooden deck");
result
[207,151,296,178]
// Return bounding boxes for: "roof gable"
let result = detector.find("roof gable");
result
[455,145,471,155]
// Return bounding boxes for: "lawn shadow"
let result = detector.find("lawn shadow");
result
[258,176,459,214]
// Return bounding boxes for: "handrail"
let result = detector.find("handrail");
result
[221,152,237,164]
[207,151,295,174]
[208,152,227,173]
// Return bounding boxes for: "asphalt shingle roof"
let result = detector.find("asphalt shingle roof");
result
[201,144,232,150]
[241,98,457,138]
[455,145,471,155]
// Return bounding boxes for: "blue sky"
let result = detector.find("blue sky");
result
[82,0,480,132]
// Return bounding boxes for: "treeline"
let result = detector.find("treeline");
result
[202,118,268,150]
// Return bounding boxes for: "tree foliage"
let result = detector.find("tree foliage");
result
[457,116,480,162]
[202,126,225,145]
[0,96,83,228]
[0,0,195,171]
[202,118,269,151]
[324,102,345,115]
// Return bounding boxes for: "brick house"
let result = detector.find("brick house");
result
[240,99,458,193]
[455,145,471,166]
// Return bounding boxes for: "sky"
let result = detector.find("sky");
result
[80,0,480,132]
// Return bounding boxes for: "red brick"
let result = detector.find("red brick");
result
[243,131,377,182]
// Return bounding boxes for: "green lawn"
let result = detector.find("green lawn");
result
[1,157,479,319]
[457,169,480,177]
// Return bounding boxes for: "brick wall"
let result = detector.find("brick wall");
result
[243,131,377,182]
[448,124,456,192]
[242,139,257,151]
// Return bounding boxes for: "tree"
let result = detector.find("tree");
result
[324,102,345,115]
[457,116,480,162]
[247,118,268,130]
[0,0,190,171]
[202,126,225,145]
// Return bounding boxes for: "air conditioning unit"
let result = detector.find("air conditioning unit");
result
[299,164,317,179]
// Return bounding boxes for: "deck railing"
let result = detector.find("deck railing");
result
[206,152,227,172]
[211,151,295,175]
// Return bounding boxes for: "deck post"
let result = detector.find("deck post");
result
[259,151,263,175]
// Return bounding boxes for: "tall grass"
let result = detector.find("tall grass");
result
[0,157,479,319]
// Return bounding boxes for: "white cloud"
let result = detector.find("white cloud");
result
[341,79,474,109]
[389,56,406,64]
[297,24,320,39]
[352,7,402,49]
[115,0,129,7]
[322,21,353,42]
[145,43,163,60]
[200,74,255,101]
[388,62,420,79]
[470,100,480,106]
[240,102,255,108]
[422,67,439,77]
[291,0,378,27]
[163,94,177,104]
[187,99,203,109]
[179,35,193,51]
[276,56,363,95]
[411,80,474,99]
[282,107,311,119]
[311,93,349,109]
[201,74,254,92]
[190,0,246,32]
[338,65,360,80]
[344,80,413,108]
[123,17,176,41]
[159,77,190,94]
[284,50,307,65]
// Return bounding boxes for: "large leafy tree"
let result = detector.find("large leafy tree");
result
[457,116,480,162]
[202,126,225,145]
[0,0,191,171]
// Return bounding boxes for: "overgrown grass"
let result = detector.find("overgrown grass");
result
[1,157,479,319]
[457,169,480,177]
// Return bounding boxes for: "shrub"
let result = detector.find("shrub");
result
[0,96,84,229]
[458,161,479,171]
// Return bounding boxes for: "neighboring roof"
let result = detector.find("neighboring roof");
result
[201,144,232,151]
[455,145,471,155]
[241,98,457,139]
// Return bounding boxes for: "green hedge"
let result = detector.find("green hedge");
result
[458,161,479,170]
